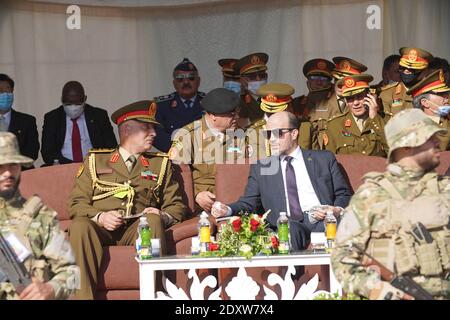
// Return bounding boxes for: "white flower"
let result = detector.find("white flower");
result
[239,244,252,254]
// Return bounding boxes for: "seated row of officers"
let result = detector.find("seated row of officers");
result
[0,47,448,170]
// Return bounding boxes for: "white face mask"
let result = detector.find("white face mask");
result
[63,104,85,119]
[247,80,267,95]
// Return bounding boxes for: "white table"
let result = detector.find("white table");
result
[136,252,341,300]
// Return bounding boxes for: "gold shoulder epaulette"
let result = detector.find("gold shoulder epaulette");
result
[89,148,115,153]
[145,151,169,157]
[329,113,346,121]
[380,82,398,91]
[247,119,266,129]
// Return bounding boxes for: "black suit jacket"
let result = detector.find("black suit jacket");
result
[41,104,117,165]
[230,149,353,230]
[8,109,40,161]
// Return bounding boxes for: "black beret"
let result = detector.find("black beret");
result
[174,58,198,72]
[201,88,240,114]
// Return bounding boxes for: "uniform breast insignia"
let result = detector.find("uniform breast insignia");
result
[342,130,352,137]
[155,93,175,103]
[344,119,352,127]
[171,100,177,108]
[76,164,84,178]
[140,170,158,181]
[110,153,120,163]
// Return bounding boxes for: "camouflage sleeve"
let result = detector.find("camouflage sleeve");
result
[36,206,80,299]
[67,157,100,219]
[330,180,387,298]
[160,160,188,222]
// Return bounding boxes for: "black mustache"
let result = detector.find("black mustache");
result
[182,84,192,89]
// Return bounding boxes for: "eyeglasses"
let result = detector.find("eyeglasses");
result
[265,128,296,139]
[174,73,197,82]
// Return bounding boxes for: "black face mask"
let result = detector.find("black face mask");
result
[400,72,419,86]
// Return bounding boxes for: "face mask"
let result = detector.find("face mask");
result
[400,72,418,86]
[427,100,450,117]
[63,104,84,119]
[247,80,267,95]
[0,93,14,111]
[223,81,241,94]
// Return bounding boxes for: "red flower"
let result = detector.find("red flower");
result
[209,242,220,251]
[271,235,279,249]
[250,218,260,232]
[232,218,242,232]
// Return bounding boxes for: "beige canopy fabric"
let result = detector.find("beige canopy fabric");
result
[0,0,448,166]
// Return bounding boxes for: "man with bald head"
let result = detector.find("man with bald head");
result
[212,111,352,250]
[41,81,117,165]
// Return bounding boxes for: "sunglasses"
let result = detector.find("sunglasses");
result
[174,73,197,82]
[309,75,331,82]
[265,128,296,139]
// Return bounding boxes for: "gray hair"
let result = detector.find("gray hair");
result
[412,93,430,110]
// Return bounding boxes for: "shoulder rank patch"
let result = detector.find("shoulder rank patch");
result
[89,148,115,153]
[76,164,84,178]
[198,91,206,98]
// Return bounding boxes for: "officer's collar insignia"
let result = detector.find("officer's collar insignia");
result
[140,156,149,167]
[141,170,158,181]
[344,119,352,127]
[171,100,177,108]
[342,130,352,137]
[395,84,402,95]
[110,153,120,163]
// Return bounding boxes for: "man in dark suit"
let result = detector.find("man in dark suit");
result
[212,111,353,250]
[41,81,117,165]
[0,74,39,165]
[153,58,205,152]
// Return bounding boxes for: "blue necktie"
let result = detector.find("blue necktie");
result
[184,100,192,108]
[285,156,304,221]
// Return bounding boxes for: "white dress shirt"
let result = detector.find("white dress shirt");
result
[61,112,93,160]
[280,146,322,217]
[180,95,198,108]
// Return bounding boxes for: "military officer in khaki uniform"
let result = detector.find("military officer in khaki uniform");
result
[170,88,243,214]
[219,58,241,94]
[251,82,316,155]
[324,74,388,157]
[313,57,368,149]
[407,69,450,150]
[379,47,433,120]
[331,109,449,299]
[0,132,79,300]
[68,100,187,300]
[234,52,268,127]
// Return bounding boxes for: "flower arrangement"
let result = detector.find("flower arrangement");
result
[204,211,278,260]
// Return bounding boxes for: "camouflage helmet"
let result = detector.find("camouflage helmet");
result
[384,109,447,161]
[0,132,33,166]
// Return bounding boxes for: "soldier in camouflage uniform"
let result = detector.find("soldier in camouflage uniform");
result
[324,74,388,157]
[68,100,187,299]
[0,132,79,299]
[331,109,450,300]
[379,47,433,121]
